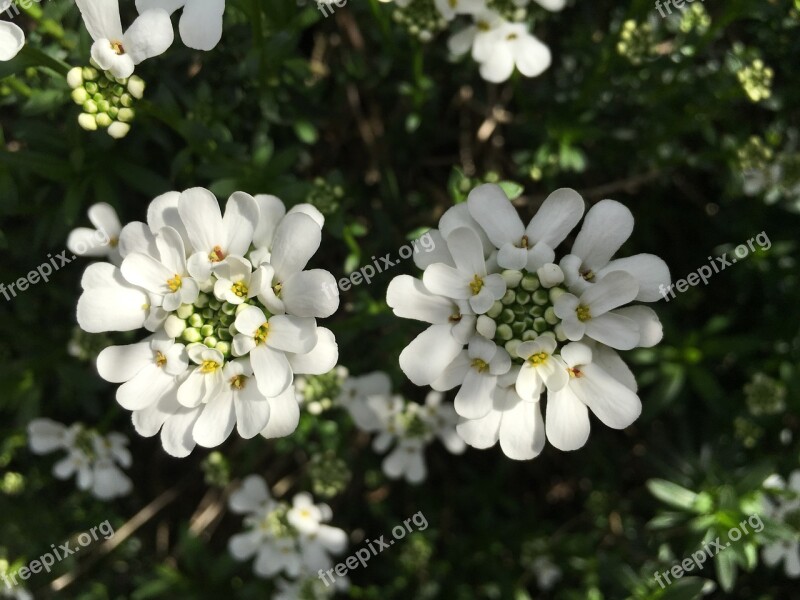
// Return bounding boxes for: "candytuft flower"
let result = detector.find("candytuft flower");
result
[388,183,669,459]
[0,20,24,62]
[136,0,226,51]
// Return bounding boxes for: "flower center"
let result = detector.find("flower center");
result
[254,323,270,345]
[506,33,518,41]
[110,41,124,55]
[576,305,591,322]
[449,311,462,324]
[568,367,584,378]
[167,274,182,292]
[109,236,119,248]
[469,274,484,295]
[231,281,248,298]
[208,245,226,263]
[229,374,246,390]
[471,358,489,373]
[581,269,595,281]
[155,351,167,368]
[477,20,491,31]
[484,269,565,361]
[200,360,220,374]
[528,352,549,366]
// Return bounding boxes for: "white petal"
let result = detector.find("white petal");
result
[399,324,464,386]
[234,382,271,438]
[560,341,592,367]
[0,21,24,61]
[589,343,637,392]
[287,327,338,375]
[526,188,584,249]
[584,313,640,350]
[613,305,663,348]
[582,271,639,315]
[281,270,339,318]
[261,385,300,438]
[513,33,551,78]
[571,199,633,270]
[480,42,516,83]
[422,263,470,299]
[252,194,286,249]
[251,345,293,397]
[121,252,173,295]
[193,393,236,447]
[179,0,224,50]
[499,392,546,460]
[456,411,501,449]
[229,474,270,513]
[412,230,455,269]
[77,264,149,333]
[270,212,322,282]
[598,254,672,303]
[96,341,152,383]
[545,387,590,451]
[76,0,123,41]
[446,227,487,276]
[122,9,175,65]
[27,419,67,454]
[387,275,454,324]
[160,406,201,457]
[431,350,470,391]
[572,363,642,429]
[179,187,224,253]
[454,370,495,419]
[117,365,176,410]
[267,315,317,354]
[466,183,524,248]
[119,221,158,259]
[228,531,263,560]
[222,191,259,258]
[147,191,189,245]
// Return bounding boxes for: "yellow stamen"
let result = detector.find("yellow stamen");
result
[477,20,491,32]
[568,367,583,378]
[229,375,246,390]
[254,323,269,345]
[576,305,591,322]
[469,274,484,295]
[581,269,595,281]
[449,312,462,324]
[208,245,225,263]
[200,360,220,374]
[167,274,182,292]
[231,281,248,298]
[471,358,489,373]
[506,33,518,41]
[528,352,549,366]
[155,351,167,368]
[109,236,119,248]
[110,41,124,55]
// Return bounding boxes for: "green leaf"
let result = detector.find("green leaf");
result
[659,576,707,600]
[647,479,701,511]
[498,180,524,200]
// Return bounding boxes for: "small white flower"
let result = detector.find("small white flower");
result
[212,256,261,306]
[434,0,485,21]
[515,334,568,400]
[178,346,226,407]
[433,336,511,420]
[337,370,393,430]
[544,342,641,451]
[477,22,552,83]
[553,271,641,350]
[136,0,225,51]
[75,0,174,78]
[0,20,24,62]
[67,203,122,264]
[423,226,507,314]
[559,199,671,302]
[762,471,800,578]
[77,262,152,333]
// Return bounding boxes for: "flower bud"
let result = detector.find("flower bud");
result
[71,87,89,105]
[203,336,218,348]
[164,315,187,338]
[176,304,194,319]
[544,307,559,325]
[486,301,503,319]
[188,313,204,328]
[501,269,523,288]
[504,339,522,358]
[496,324,513,341]
[537,263,564,288]
[82,66,99,81]
[66,67,84,89]
[501,290,516,305]
[77,113,97,131]
[215,341,231,356]
[476,315,497,339]
[84,81,98,95]
[532,290,549,306]
[95,112,113,128]
[520,274,540,291]
[97,99,111,113]
[549,287,566,303]
[117,108,135,123]
[107,122,131,139]
[83,99,98,114]
[182,327,202,343]
[200,324,215,338]
[119,93,133,107]
[127,75,145,99]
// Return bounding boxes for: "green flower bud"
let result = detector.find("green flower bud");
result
[505,339,522,358]
[554,323,567,342]
[117,108,135,123]
[529,305,544,318]
[217,326,232,341]
[83,99,98,114]
[215,341,231,356]
[532,290,549,306]
[544,307,559,325]
[515,291,531,305]
[549,287,566,303]
[127,75,145,99]
[95,112,113,128]
[522,330,538,341]
[200,324,215,338]
[82,67,99,81]
[496,324,513,341]
[84,81,98,95]
[521,274,540,291]
[66,67,84,89]
[108,106,119,119]
[501,290,516,305]
[511,322,525,336]
[501,308,515,324]
[107,121,130,139]
[77,113,98,131]
[501,269,523,288]
[486,301,503,319]
[219,313,234,326]
[120,93,133,107]
[176,304,194,319]
[112,84,125,97]
[97,78,109,89]
[208,298,222,310]
[195,293,210,308]
[202,307,215,321]
[71,87,89,105]
[203,336,218,348]
[533,317,547,332]
[97,100,111,113]
[182,327,202,343]
[188,313,204,328]
[164,315,186,338]
[221,302,236,316]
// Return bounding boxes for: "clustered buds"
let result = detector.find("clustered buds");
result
[66,63,145,139]
[163,292,240,357]
[392,0,447,43]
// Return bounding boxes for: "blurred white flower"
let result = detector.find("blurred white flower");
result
[136,0,225,51]
[0,20,24,62]
[228,476,347,579]
[67,203,122,265]
[28,419,132,500]
[762,471,800,578]
[75,0,174,78]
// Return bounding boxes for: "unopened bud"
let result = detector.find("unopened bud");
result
[182,327,202,343]
[164,314,187,338]
[77,113,97,131]
[127,76,145,99]
[476,315,496,339]
[66,67,83,89]
[537,263,564,288]
[107,121,131,139]
[95,113,112,128]
[82,66,99,81]
[117,108,135,123]
[83,99,98,114]
[71,87,89,105]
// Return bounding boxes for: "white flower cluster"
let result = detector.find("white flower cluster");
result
[392,0,563,83]
[388,183,670,459]
[74,0,226,80]
[0,19,24,63]
[336,371,466,484]
[27,419,132,500]
[71,190,339,457]
[763,471,800,578]
[228,475,348,588]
